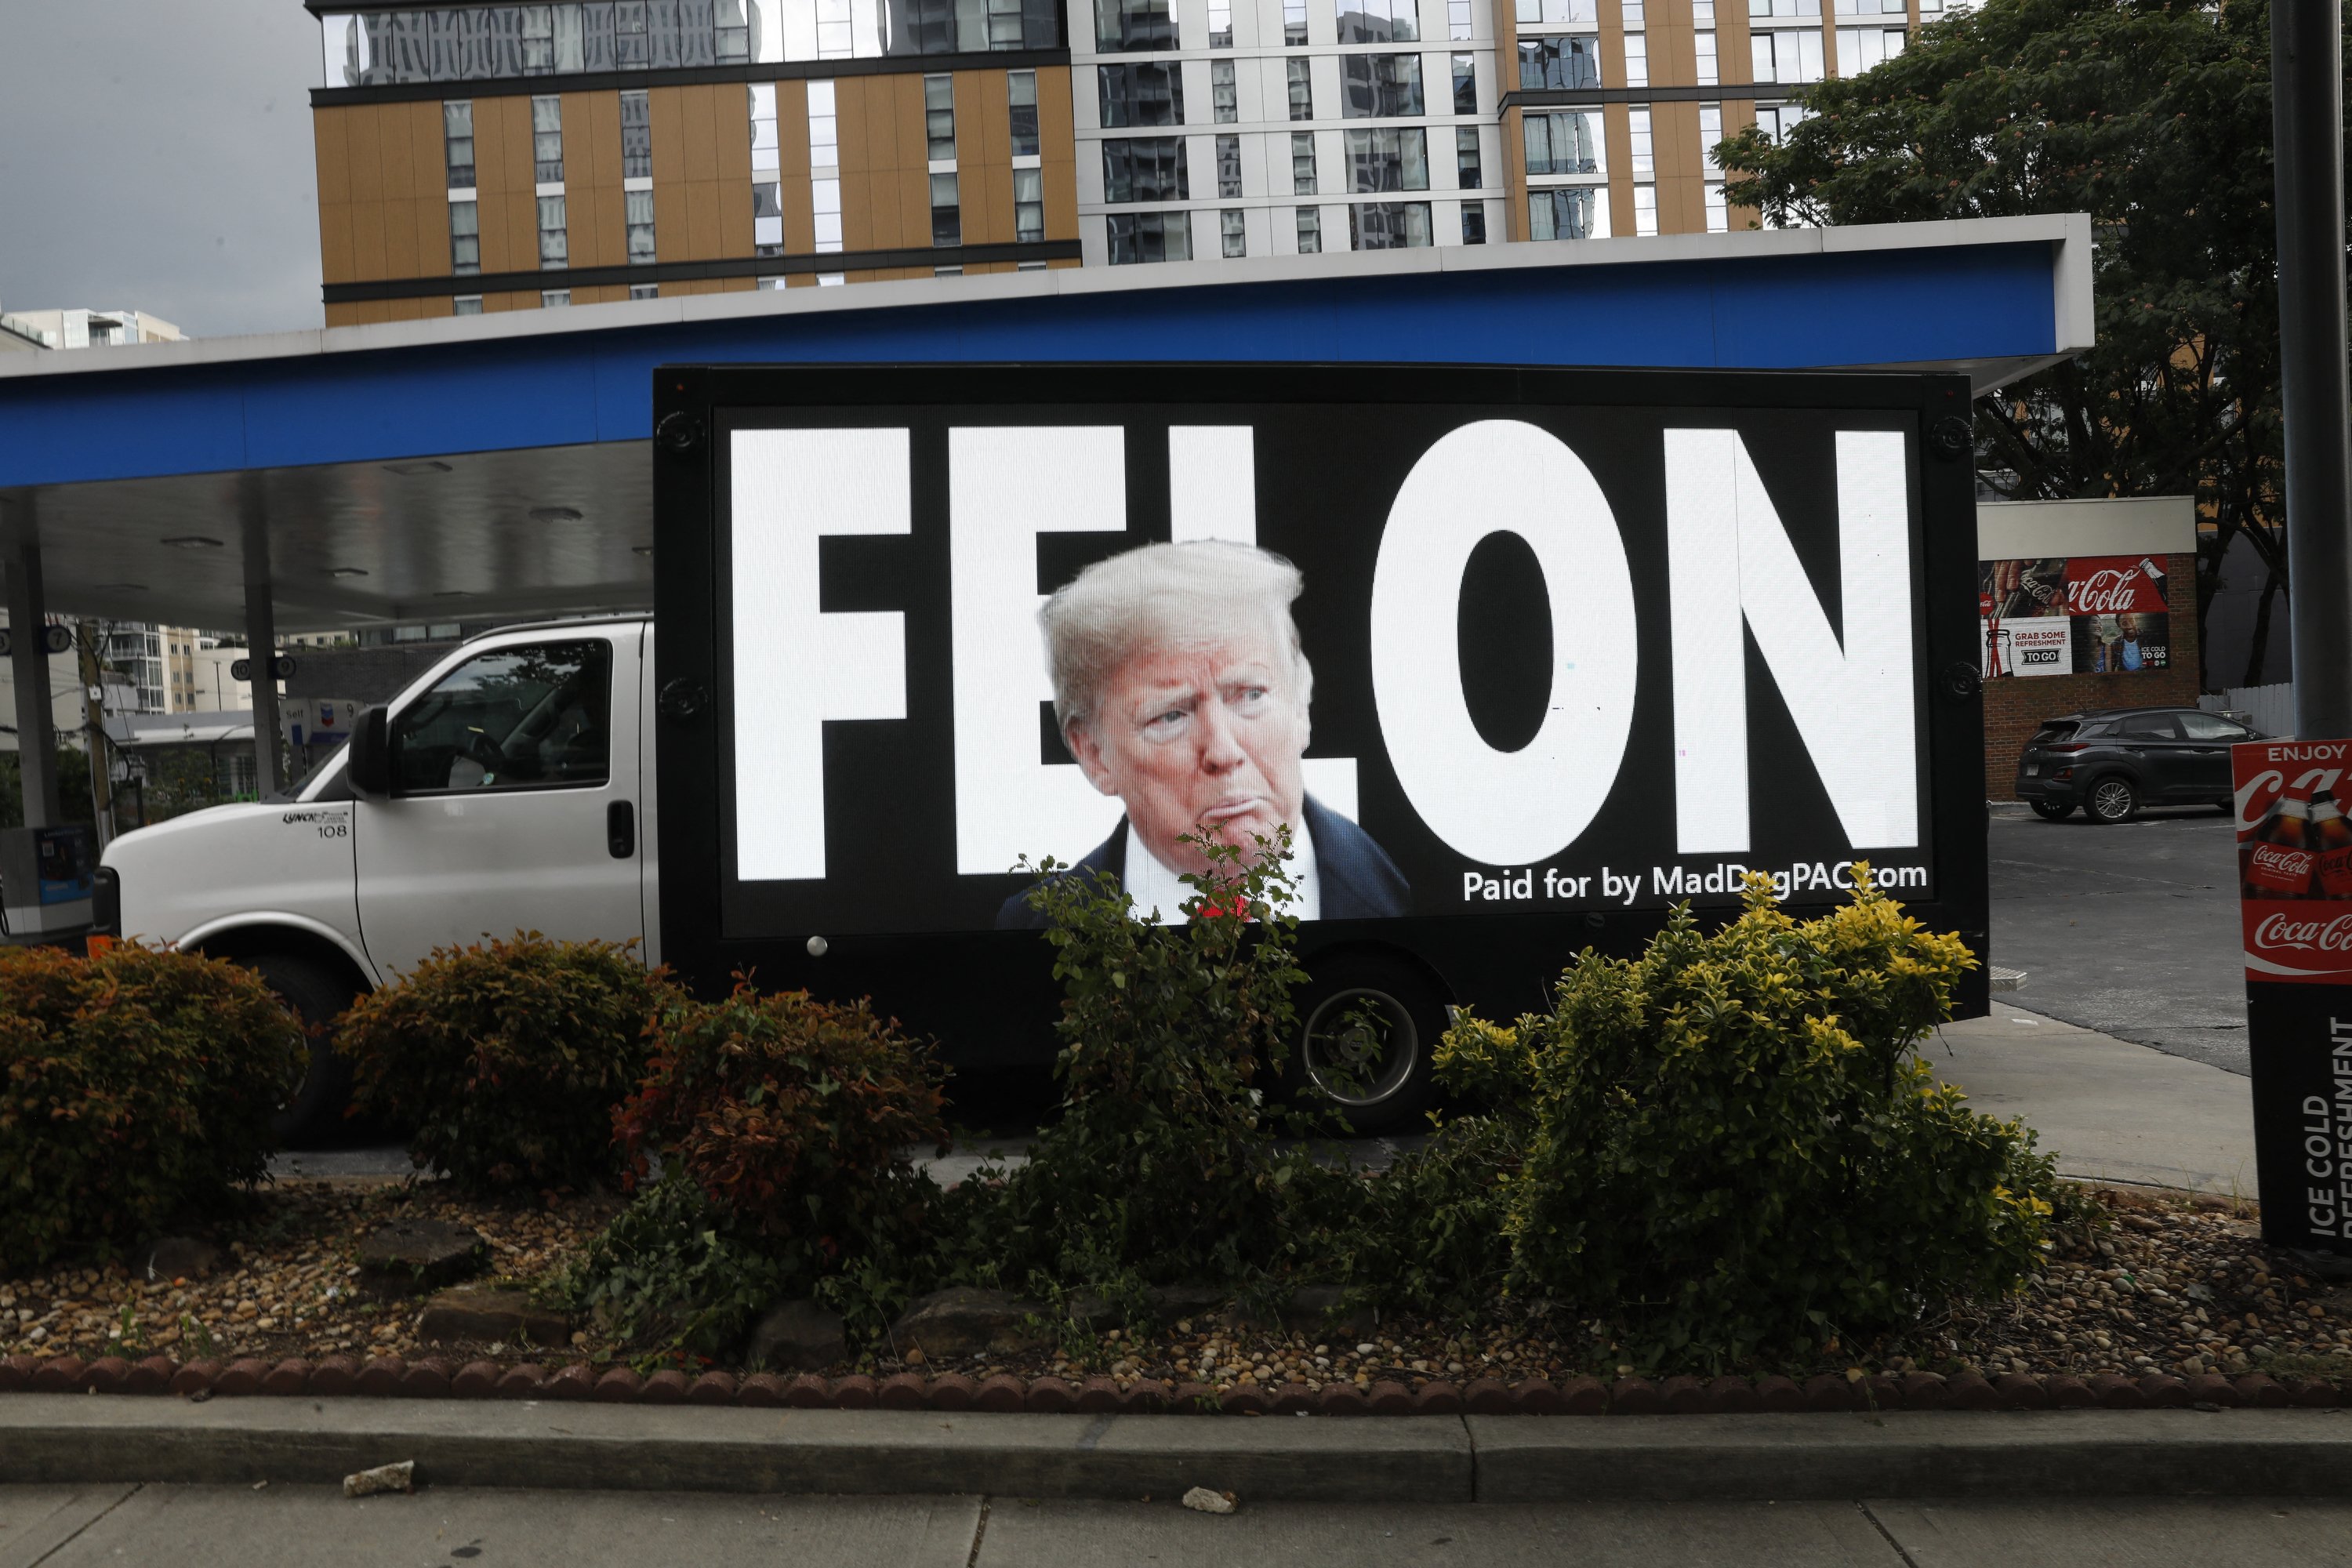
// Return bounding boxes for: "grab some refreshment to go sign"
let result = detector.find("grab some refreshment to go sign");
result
[2234,737,2352,1255]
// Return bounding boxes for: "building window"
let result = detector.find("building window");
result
[1338,0,1416,43]
[532,95,564,183]
[1751,28,1822,82]
[1624,0,1644,22]
[1836,0,1909,10]
[1287,59,1313,119]
[1099,62,1184,128]
[1754,102,1813,142]
[448,198,480,273]
[1292,130,1317,193]
[937,264,964,276]
[1837,26,1906,74]
[1623,31,1648,86]
[753,180,783,254]
[1452,53,1477,114]
[815,0,851,56]
[614,0,651,66]
[1349,201,1431,249]
[443,100,475,187]
[1107,210,1191,263]
[1344,55,1423,118]
[1102,136,1190,202]
[1695,28,1719,83]
[1095,0,1176,52]
[1014,165,1044,240]
[538,194,568,266]
[809,80,839,164]
[716,0,750,60]
[925,74,957,159]
[1296,205,1321,252]
[1633,181,1657,235]
[623,89,653,179]
[1528,186,1600,239]
[1628,105,1653,176]
[1209,0,1232,46]
[454,295,484,315]
[1518,37,1599,90]
[1512,0,1599,17]
[1752,0,1821,13]
[1345,126,1428,191]
[1523,110,1601,174]
[931,172,961,245]
[1221,208,1247,257]
[1449,0,1473,37]
[542,289,572,307]
[1009,70,1040,156]
[1455,125,1482,189]
[627,188,658,261]
[630,282,659,299]
[1212,60,1237,122]
[521,5,557,71]
[1284,0,1308,44]
[1217,133,1243,197]
[1461,201,1486,243]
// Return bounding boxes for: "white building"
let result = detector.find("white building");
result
[0,307,183,350]
[1075,0,1502,265]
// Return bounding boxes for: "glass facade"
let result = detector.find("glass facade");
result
[321,0,1062,87]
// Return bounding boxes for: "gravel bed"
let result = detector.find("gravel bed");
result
[5,1179,2345,1393]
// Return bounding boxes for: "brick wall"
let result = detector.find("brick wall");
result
[1980,551,2202,800]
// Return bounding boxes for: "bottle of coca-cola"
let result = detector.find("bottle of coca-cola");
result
[2244,793,2318,898]
[2314,789,2352,898]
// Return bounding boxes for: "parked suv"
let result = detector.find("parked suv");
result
[2014,706,2262,823]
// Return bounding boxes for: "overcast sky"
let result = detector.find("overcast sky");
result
[0,0,326,339]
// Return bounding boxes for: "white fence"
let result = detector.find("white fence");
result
[2201,683,2295,738]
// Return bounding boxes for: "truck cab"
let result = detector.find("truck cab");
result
[97,616,659,1141]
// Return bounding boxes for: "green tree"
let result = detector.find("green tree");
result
[1719,0,2347,687]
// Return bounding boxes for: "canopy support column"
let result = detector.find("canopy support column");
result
[241,498,285,799]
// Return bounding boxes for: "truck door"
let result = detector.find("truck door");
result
[353,629,644,978]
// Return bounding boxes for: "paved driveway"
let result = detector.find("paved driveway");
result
[1987,803,2249,1076]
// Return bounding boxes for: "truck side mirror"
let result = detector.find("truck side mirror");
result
[347,706,392,798]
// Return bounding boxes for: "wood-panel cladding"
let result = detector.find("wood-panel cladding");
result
[316,101,448,285]
[649,84,750,262]
[564,91,624,269]
[1035,66,1076,240]
[837,74,927,252]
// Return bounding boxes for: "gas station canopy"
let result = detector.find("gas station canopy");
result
[0,213,2092,636]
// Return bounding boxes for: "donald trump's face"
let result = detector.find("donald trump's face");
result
[1065,630,1310,880]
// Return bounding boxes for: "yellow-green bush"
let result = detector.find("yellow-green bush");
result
[1440,871,2058,1367]
[0,943,304,1272]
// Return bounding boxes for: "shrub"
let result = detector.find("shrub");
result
[1448,871,2059,1369]
[0,942,304,1272]
[604,982,949,1337]
[973,831,1333,1305]
[339,934,670,1192]
[561,1169,793,1359]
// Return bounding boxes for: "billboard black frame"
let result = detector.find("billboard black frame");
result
[651,362,1989,1069]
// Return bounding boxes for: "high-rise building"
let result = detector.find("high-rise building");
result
[301,0,1967,321]
[0,307,183,349]
[307,1,1082,323]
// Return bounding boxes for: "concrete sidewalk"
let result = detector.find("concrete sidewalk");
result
[1929,1003,2258,1200]
[8,1484,2350,1568]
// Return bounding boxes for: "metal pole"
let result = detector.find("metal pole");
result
[240,488,285,798]
[2276,1,2352,739]
[4,534,60,828]
[75,621,114,847]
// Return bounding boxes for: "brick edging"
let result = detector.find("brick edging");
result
[0,1356,2325,1414]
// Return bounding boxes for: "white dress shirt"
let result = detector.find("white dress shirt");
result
[1121,818,1321,925]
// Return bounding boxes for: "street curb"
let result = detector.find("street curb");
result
[2,1397,2350,1502]
[2,1357,2335,1414]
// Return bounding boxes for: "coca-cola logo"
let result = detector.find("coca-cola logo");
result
[2068,568,2145,614]
[2253,911,2352,953]
[2252,844,2314,877]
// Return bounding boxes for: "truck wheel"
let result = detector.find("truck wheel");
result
[1288,956,1443,1136]
[252,953,360,1149]
[2085,776,2140,825]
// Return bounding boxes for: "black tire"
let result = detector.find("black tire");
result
[2085,775,2140,825]
[251,953,361,1149]
[2028,800,2074,822]
[1287,955,1444,1136]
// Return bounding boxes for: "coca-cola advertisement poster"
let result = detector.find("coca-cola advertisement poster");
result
[1977,554,2169,677]
[2234,738,2352,1253]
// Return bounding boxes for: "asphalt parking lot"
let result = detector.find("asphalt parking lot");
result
[1988,800,2249,1076]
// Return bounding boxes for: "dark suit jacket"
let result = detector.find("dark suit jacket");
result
[994,795,1410,930]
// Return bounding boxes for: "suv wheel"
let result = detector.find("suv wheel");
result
[1289,956,1444,1136]
[2086,776,2140,825]
[251,953,361,1149]
[2028,800,2074,822]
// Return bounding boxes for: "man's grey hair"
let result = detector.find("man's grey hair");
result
[1040,540,1313,733]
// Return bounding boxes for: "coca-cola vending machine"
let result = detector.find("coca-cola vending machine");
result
[2234,738,2352,1254]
